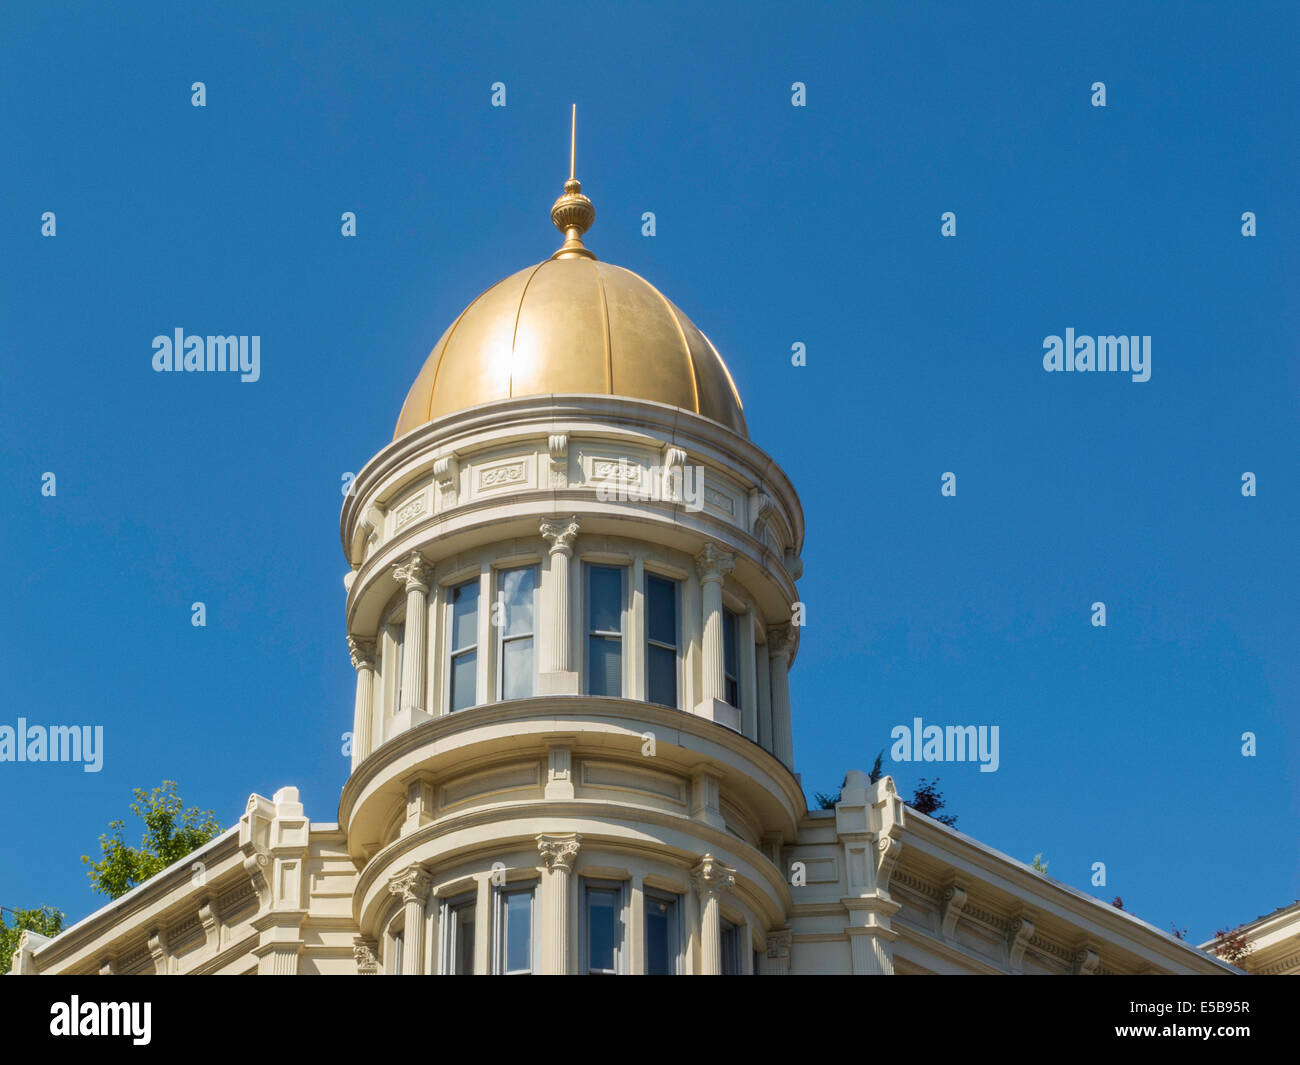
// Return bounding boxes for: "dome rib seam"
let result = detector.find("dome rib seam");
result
[592,260,613,393]
[423,275,512,426]
[508,261,550,399]
[634,268,700,416]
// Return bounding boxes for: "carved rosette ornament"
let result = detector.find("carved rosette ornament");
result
[537,833,582,873]
[689,853,737,898]
[539,516,580,557]
[392,552,432,593]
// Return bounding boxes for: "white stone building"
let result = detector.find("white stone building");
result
[11,166,1241,977]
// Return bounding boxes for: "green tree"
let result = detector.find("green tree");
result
[0,905,65,975]
[82,781,223,900]
[909,778,958,828]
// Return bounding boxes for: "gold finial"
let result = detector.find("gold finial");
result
[551,103,596,260]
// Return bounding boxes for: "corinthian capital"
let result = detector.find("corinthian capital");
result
[347,635,376,671]
[539,516,580,557]
[690,853,736,897]
[767,624,796,661]
[387,865,433,904]
[393,552,432,593]
[694,543,735,584]
[536,833,582,873]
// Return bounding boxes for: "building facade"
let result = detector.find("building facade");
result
[11,166,1240,977]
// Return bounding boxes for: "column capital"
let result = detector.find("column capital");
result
[347,635,376,671]
[539,516,580,557]
[767,624,796,661]
[694,543,735,584]
[765,927,793,959]
[690,853,736,898]
[393,551,432,593]
[387,864,433,904]
[537,833,582,873]
[353,936,380,975]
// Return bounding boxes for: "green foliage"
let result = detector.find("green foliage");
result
[1031,853,1049,874]
[0,905,65,975]
[909,778,958,828]
[814,776,845,810]
[867,750,884,784]
[82,781,223,900]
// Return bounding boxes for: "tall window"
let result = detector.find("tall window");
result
[644,890,681,975]
[496,566,537,701]
[720,917,741,975]
[723,608,740,708]
[586,565,624,697]
[583,881,624,974]
[442,893,476,975]
[448,579,479,712]
[493,883,536,974]
[645,575,679,708]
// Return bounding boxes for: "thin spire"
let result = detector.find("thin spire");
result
[551,103,596,260]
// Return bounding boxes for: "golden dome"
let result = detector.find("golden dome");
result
[393,136,747,440]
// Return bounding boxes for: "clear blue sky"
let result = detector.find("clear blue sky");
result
[1,1,1295,943]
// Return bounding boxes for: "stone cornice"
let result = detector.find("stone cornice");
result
[896,818,1237,973]
[340,394,805,569]
[344,489,800,637]
[28,827,243,970]
[339,696,805,832]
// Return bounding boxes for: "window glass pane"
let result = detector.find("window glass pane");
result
[720,920,739,975]
[647,644,676,708]
[587,636,621,697]
[587,888,618,972]
[502,637,533,700]
[504,891,532,972]
[501,567,536,637]
[452,580,479,651]
[450,650,477,711]
[645,894,675,975]
[588,566,622,634]
[646,576,676,646]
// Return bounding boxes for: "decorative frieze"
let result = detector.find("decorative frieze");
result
[393,493,426,530]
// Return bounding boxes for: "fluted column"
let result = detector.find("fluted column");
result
[388,865,433,975]
[538,517,580,695]
[393,552,432,712]
[537,833,581,974]
[347,636,376,769]
[768,625,795,767]
[694,544,736,728]
[691,853,736,975]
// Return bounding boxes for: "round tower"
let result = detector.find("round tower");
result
[338,154,805,975]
